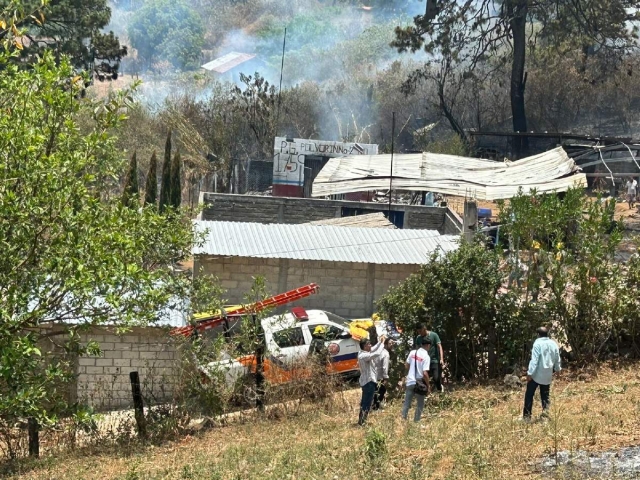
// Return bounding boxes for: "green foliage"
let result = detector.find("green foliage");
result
[0,11,209,439]
[128,0,204,69]
[0,0,127,78]
[159,131,172,213]
[421,134,470,156]
[122,151,139,208]
[364,427,387,464]
[170,151,182,209]
[144,151,158,207]
[498,188,632,360]
[377,240,532,380]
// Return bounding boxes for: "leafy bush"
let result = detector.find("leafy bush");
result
[377,240,532,381]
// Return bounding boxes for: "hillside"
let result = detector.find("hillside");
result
[5,362,640,479]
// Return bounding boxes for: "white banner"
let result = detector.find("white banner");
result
[273,137,378,187]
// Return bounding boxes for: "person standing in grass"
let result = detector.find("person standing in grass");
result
[402,337,431,422]
[416,323,445,393]
[522,326,561,422]
[372,338,392,410]
[357,335,386,426]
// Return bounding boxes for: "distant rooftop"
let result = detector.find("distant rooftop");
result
[201,52,256,74]
[307,212,396,229]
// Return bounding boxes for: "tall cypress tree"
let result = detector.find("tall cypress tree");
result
[170,151,182,209]
[144,151,158,207]
[159,131,172,213]
[122,151,139,208]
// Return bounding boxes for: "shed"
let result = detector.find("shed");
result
[193,220,459,318]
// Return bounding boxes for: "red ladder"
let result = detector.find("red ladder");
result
[170,283,320,337]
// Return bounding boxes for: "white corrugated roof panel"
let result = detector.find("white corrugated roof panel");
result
[312,147,587,200]
[194,221,459,265]
[201,52,256,73]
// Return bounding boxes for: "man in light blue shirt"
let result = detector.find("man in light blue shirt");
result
[523,326,561,421]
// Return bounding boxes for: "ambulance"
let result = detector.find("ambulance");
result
[170,283,399,389]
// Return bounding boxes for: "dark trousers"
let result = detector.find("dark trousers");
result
[523,379,550,418]
[359,381,376,425]
[429,363,443,391]
[373,381,387,410]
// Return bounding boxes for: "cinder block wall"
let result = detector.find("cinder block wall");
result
[76,327,178,410]
[195,255,420,319]
[199,193,452,232]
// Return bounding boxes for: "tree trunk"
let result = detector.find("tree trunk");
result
[508,0,528,158]
[437,81,470,147]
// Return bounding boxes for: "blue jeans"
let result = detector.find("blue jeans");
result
[360,381,377,414]
[402,384,426,422]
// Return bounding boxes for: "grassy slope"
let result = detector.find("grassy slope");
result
[6,362,640,479]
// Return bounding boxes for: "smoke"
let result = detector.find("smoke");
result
[105,0,429,139]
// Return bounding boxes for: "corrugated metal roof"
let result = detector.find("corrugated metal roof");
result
[194,221,459,265]
[307,212,396,229]
[312,147,587,200]
[201,52,256,74]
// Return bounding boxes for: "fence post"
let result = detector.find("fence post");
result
[129,371,147,439]
[28,418,39,457]
[253,314,265,411]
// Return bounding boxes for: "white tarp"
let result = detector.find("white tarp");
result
[312,147,587,200]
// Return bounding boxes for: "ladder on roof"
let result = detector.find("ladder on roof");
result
[170,283,320,337]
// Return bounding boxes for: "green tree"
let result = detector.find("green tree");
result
[377,241,524,381]
[170,151,182,209]
[0,10,203,442]
[122,151,139,208]
[498,189,627,360]
[144,151,158,207]
[393,0,640,156]
[159,131,172,213]
[0,0,127,79]
[127,0,204,69]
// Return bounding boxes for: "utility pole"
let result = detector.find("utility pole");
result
[388,111,396,215]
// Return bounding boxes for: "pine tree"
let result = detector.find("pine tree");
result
[144,151,158,207]
[159,131,172,213]
[170,151,182,209]
[122,151,139,208]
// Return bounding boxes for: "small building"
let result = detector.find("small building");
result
[193,220,459,318]
[201,52,263,83]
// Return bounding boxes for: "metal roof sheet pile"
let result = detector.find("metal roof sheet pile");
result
[307,212,397,229]
[312,147,587,200]
[194,221,459,265]
[201,52,256,74]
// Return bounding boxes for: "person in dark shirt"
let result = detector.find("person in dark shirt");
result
[415,323,445,393]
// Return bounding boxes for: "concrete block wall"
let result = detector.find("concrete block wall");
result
[196,255,420,319]
[444,207,463,235]
[199,193,449,232]
[76,327,178,410]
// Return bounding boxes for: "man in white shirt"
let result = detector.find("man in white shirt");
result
[357,335,386,426]
[372,338,392,410]
[401,337,431,422]
[522,326,561,421]
[626,177,637,209]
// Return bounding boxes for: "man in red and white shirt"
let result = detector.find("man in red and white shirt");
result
[401,337,431,422]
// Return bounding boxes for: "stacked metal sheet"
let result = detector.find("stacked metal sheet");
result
[312,147,587,200]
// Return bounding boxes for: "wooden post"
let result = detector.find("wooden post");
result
[253,314,265,411]
[129,371,147,439]
[28,418,39,458]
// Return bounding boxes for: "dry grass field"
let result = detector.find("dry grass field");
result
[3,361,640,479]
